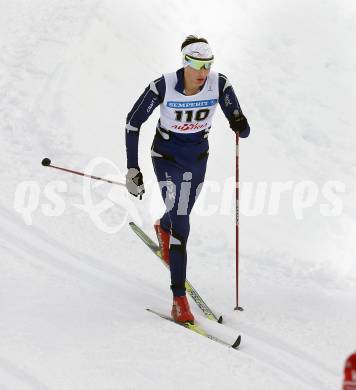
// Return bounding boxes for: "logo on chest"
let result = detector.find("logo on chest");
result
[167,99,217,109]
[171,122,208,131]
[165,99,216,131]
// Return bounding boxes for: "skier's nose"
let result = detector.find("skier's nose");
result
[199,68,209,77]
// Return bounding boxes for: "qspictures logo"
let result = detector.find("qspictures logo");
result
[13,157,346,233]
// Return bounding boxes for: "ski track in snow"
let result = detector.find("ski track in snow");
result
[0,203,162,308]
[0,357,50,390]
[1,1,355,389]
[0,204,341,390]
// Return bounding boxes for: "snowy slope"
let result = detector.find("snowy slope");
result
[1,0,356,389]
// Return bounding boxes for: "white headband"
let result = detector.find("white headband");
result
[182,42,214,64]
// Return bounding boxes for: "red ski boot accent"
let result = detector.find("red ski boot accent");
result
[344,353,356,390]
[171,296,195,324]
[154,220,170,265]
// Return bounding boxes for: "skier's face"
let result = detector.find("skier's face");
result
[184,66,210,89]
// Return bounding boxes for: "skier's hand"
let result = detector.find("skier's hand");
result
[126,168,145,199]
[229,113,248,134]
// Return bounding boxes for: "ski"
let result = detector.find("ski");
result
[129,222,223,323]
[147,309,241,349]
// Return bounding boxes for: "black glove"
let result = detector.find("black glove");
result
[126,168,145,199]
[229,113,248,134]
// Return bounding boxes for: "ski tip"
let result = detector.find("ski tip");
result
[231,335,242,349]
[217,315,223,324]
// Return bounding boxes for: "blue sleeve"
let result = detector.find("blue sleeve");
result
[125,76,166,168]
[218,73,250,138]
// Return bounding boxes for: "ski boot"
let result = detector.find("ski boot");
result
[154,220,170,265]
[172,295,195,324]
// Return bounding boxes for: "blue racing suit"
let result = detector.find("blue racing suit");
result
[125,68,250,296]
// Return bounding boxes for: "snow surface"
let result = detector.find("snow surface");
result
[1,0,356,389]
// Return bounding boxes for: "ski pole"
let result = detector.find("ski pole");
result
[41,158,126,187]
[234,133,243,311]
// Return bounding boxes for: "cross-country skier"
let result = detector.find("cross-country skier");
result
[125,35,250,324]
